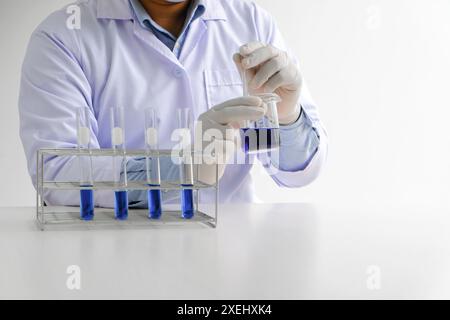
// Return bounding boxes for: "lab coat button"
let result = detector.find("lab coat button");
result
[173,68,184,78]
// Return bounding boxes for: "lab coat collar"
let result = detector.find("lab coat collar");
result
[96,0,227,21]
[96,0,133,20]
[200,0,227,21]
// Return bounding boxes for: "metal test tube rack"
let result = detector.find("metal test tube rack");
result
[36,148,219,231]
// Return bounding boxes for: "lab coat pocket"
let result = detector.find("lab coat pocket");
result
[204,69,243,109]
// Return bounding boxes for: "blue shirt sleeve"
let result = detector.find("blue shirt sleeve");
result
[274,106,321,172]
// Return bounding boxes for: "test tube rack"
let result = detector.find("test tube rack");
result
[36,148,219,231]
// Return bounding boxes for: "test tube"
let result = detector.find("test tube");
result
[240,60,255,131]
[110,106,128,220]
[145,108,162,219]
[77,107,94,221]
[178,108,195,219]
[241,65,249,97]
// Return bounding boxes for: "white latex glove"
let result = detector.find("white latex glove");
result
[233,42,303,125]
[195,96,265,184]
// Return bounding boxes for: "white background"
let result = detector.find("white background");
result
[0,0,449,207]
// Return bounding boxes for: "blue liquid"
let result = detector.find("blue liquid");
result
[241,128,280,154]
[80,188,94,221]
[148,185,162,219]
[181,185,194,219]
[114,191,129,220]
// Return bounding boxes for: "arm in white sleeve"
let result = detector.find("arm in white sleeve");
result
[19,25,115,207]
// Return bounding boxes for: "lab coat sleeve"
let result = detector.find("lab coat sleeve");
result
[19,24,115,207]
[251,2,328,188]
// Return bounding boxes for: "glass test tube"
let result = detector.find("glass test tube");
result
[178,108,195,219]
[110,106,128,220]
[241,63,249,97]
[240,63,256,150]
[77,107,94,221]
[145,108,162,219]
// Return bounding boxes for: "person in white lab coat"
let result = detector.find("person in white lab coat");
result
[19,0,327,207]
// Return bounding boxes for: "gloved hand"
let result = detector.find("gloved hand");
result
[195,96,265,184]
[233,42,303,125]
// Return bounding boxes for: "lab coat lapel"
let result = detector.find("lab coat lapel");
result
[132,20,182,68]
[178,19,207,64]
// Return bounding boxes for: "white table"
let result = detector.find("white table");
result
[0,203,449,299]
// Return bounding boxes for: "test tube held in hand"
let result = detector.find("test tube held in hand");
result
[145,108,162,219]
[178,108,195,219]
[110,106,129,220]
[241,66,249,97]
[77,107,94,221]
[239,58,253,130]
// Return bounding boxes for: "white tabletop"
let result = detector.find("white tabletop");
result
[0,203,449,299]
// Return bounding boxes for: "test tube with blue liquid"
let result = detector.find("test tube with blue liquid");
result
[145,108,162,219]
[178,108,195,219]
[111,106,129,220]
[77,107,94,221]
